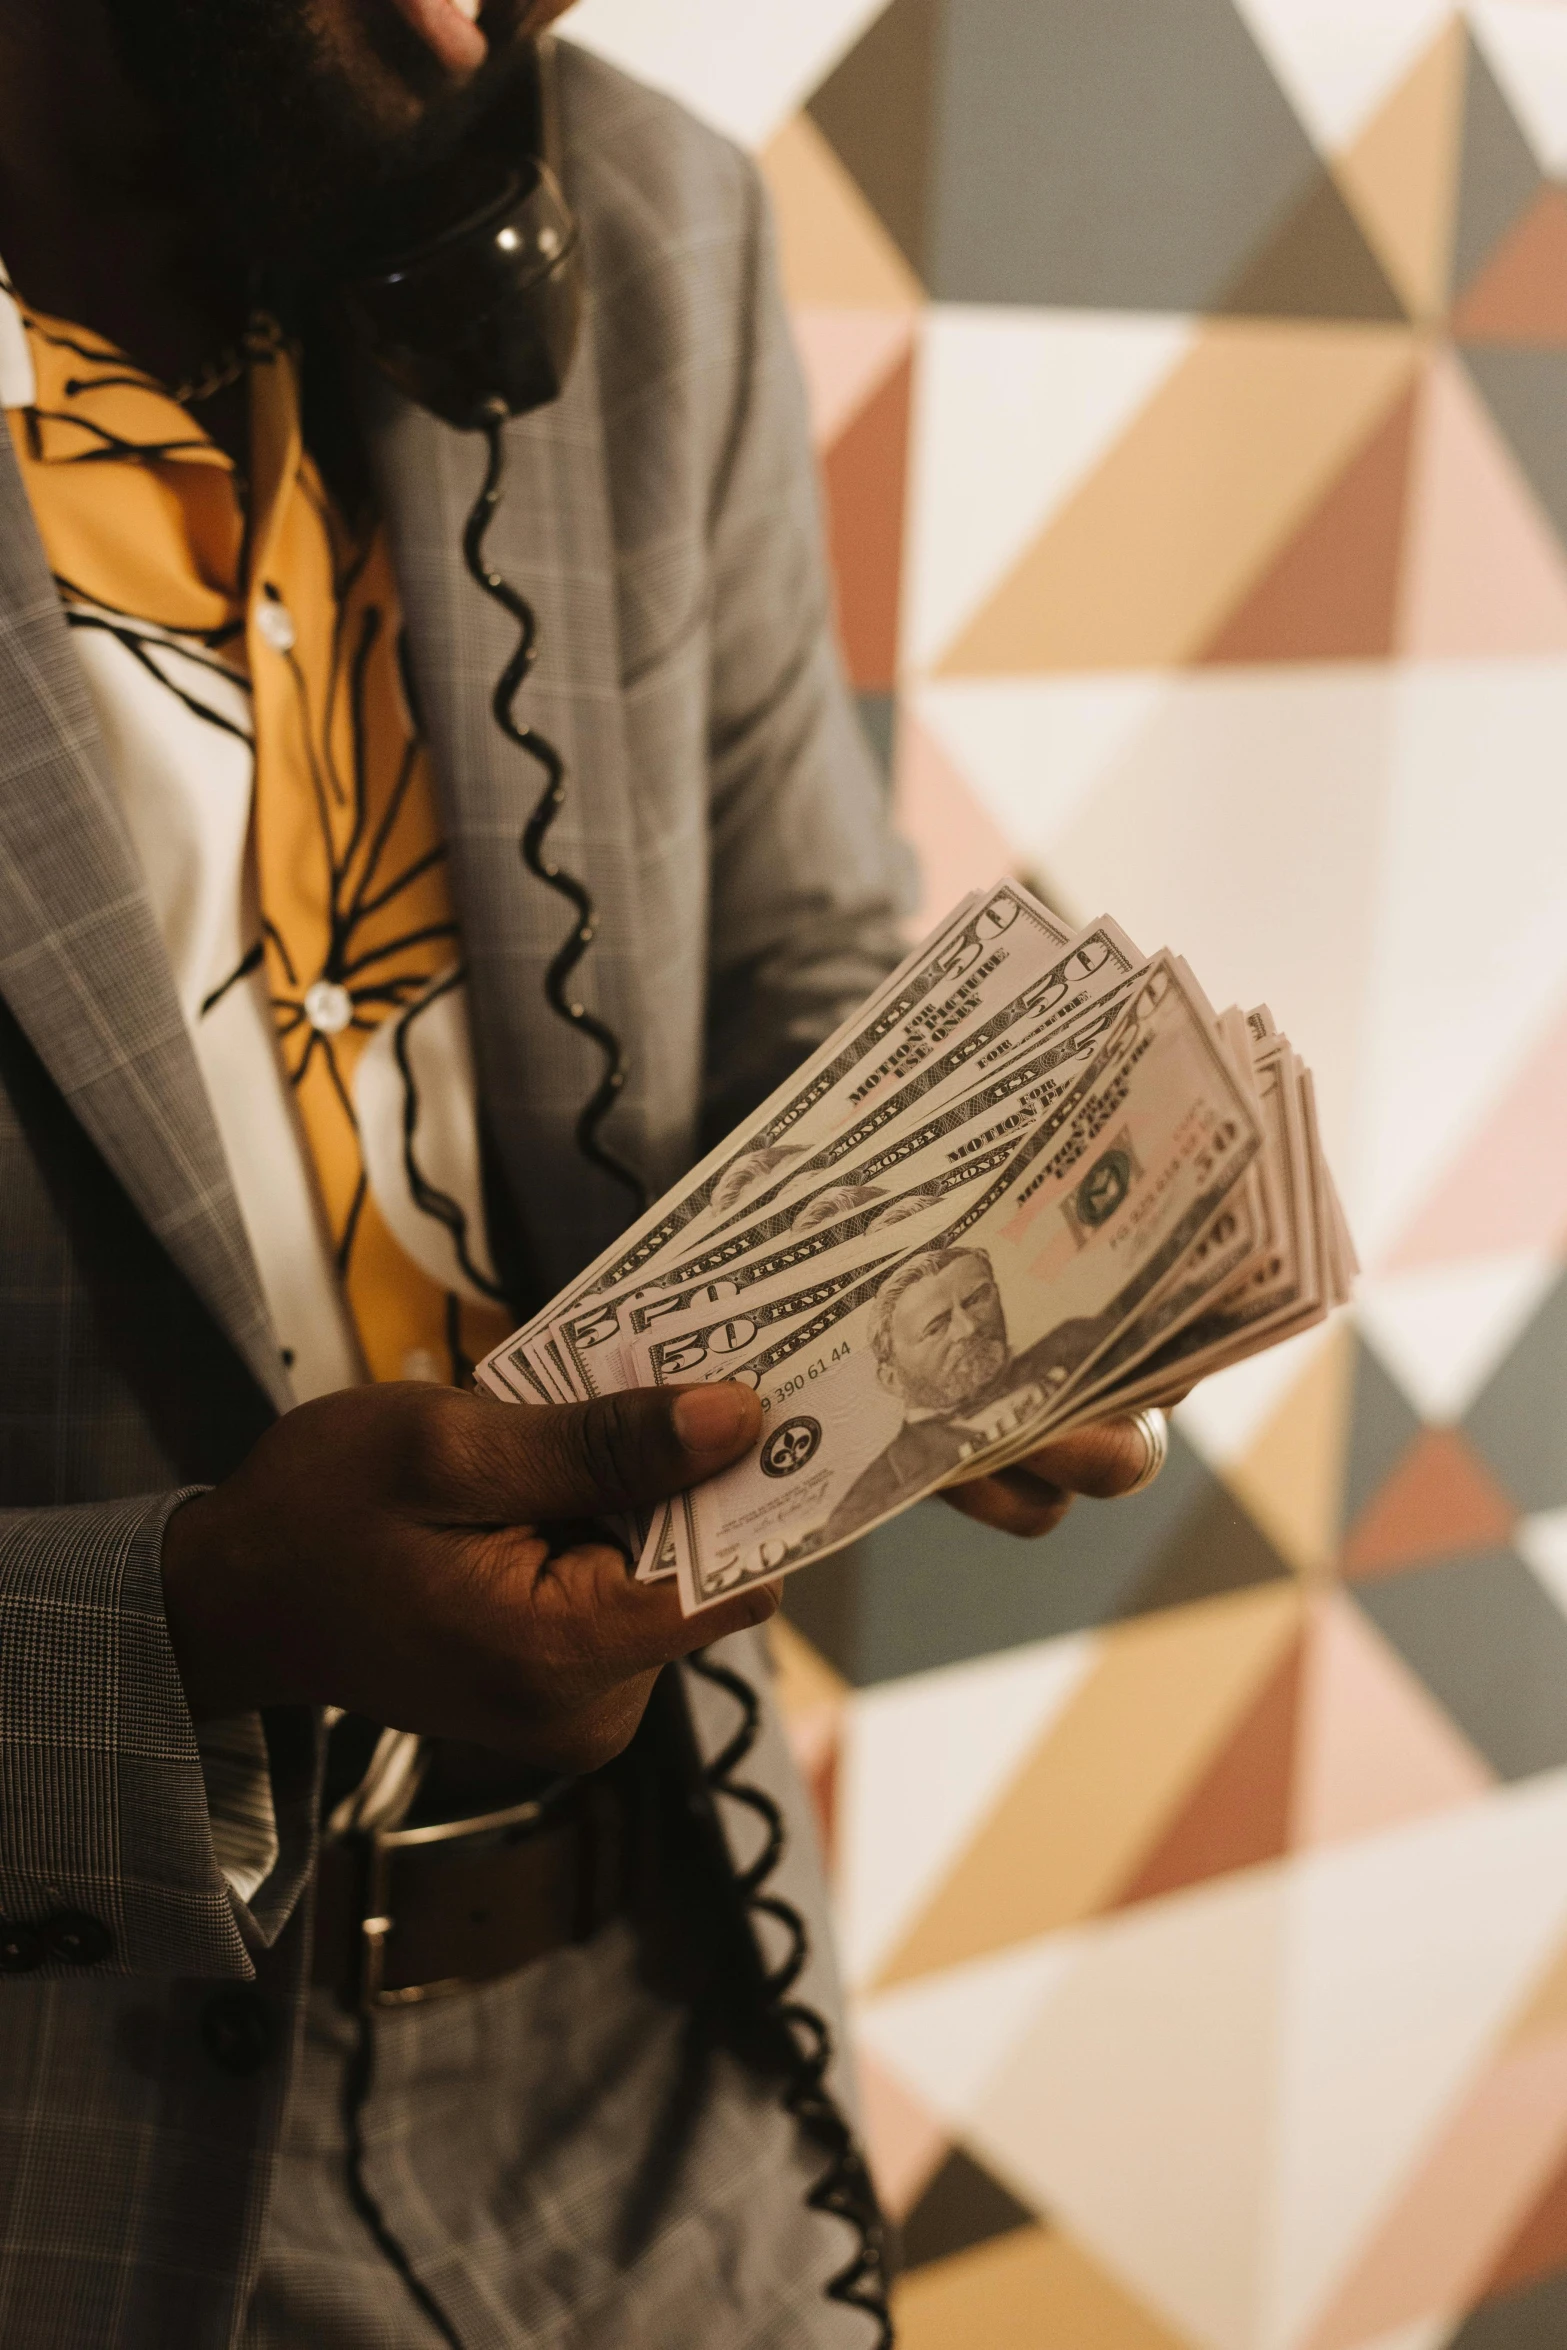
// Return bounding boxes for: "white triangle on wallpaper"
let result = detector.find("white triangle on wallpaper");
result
[1517,1508,1567,1620]
[972,1866,1291,2350]
[1042,661,1398,1220]
[903,309,1193,673]
[912,672,1167,873]
[1230,0,1460,151]
[1352,659,1567,1266]
[1470,2,1567,177]
[836,1630,1098,1989]
[1264,1770,1567,2350]
[854,1931,1087,2130]
[1352,1252,1559,1425]
[565,0,893,147]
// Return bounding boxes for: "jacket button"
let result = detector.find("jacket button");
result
[41,1910,114,1967]
[201,1988,275,2078]
[0,1920,43,1974]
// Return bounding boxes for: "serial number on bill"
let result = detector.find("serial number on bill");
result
[770,1342,853,1403]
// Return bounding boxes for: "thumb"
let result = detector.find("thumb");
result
[477,1381,764,1524]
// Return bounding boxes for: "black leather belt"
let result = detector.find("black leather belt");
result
[311,1771,632,2008]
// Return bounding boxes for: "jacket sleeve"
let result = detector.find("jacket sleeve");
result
[700,156,917,1144]
[0,1490,318,1980]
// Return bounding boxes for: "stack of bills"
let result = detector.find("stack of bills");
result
[477,883,1356,1616]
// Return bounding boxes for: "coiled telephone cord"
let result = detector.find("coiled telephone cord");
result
[461,409,647,1213]
[687,1648,895,2344]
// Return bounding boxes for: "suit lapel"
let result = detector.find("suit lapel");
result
[0,431,288,1409]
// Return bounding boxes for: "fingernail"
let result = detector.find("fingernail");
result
[741,1585,780,1625]
[673,1383,754,1454]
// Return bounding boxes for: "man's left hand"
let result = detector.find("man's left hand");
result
[941,1417,1162,1539]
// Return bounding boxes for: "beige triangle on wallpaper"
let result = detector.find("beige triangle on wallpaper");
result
[1220,1317,1357,1578]
[896,2221,1197,2350]
[1337,17,1467,322]
[876,1583,1304,1987]
[939,322,1417,675]
[760,111,923,311]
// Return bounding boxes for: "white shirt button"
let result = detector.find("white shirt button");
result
[303,979,353,1036]
[256,599,296,654]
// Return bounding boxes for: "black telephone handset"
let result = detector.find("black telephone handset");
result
[344,150,580,431]
[343,31,582,431]
[331,49,894,2350]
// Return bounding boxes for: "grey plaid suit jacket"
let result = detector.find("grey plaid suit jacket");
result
[0,45,906,2346]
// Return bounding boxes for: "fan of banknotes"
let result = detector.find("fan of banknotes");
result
[477,882,1356,1615]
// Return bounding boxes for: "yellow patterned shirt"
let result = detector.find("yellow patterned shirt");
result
[2,277,513,1395]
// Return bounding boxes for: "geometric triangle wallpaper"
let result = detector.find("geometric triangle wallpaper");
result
[565,2,1567,2337]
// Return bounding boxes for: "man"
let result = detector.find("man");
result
[821,1248,1108,1545]
[0,4,1155,2344]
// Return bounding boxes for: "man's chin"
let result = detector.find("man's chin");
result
[101,0,534,275]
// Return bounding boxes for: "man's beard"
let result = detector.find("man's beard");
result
[900,1332,1011,1416]
[98,0,531,277]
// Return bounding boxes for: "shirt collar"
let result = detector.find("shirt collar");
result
[0,258,237,473]
[0,260,37,412]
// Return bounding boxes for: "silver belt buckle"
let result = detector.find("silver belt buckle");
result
[356,1788,560,2009]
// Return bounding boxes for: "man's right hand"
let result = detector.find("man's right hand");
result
[160,1381,775,1775]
